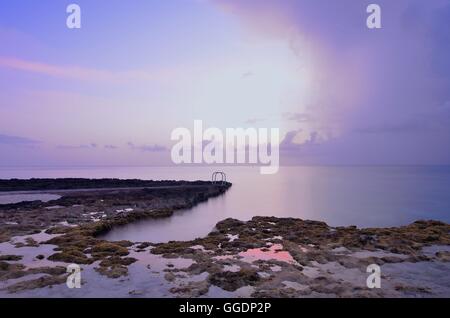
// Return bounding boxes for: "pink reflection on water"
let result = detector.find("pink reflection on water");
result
[238,244,297,264]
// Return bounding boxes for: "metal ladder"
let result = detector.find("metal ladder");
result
[211,171,227,185]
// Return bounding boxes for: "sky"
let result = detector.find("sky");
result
[0,0,449,166]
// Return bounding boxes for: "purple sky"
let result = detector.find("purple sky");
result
[0,0,449,166]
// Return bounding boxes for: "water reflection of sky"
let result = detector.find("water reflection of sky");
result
[2,166,450,242]
[0,193,61,205]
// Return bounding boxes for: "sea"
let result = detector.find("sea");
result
[0,165,449,243]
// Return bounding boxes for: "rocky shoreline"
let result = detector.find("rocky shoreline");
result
[0,179,449,297]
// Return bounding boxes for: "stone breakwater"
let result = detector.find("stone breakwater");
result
[0,179,231,293]
[0,179,231,242]
[0,179,449,297]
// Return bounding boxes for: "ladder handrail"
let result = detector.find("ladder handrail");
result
[212,171,227,185]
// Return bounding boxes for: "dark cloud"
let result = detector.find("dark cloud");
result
[218,0,450,164]
[280,130,320,151]
[355,103,450,134]
[0,133,40,145]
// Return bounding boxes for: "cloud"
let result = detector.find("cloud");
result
[127,142,167,152]
[56,143,121,150]
[245,117,265,124]
[56,144,97,150]
[214,0,450,164]
[241,71,254,78]
[354,122,428,135]
[280,130,301,151]
[0,133,40,145]
[0,56,155,83]
[283,112,313,123]
[354,103,450,134]
[280,130,321,151]
[104,144,118,150]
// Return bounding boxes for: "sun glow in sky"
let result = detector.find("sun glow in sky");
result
[1,0,449,166]
[0,0,317,165]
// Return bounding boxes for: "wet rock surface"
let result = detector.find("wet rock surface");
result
[0,180,231,242]
[152,217,450,297]
[0,179,230,293]
[0,179,449,297]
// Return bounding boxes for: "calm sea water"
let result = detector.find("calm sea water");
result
[0,193,61,205]
[1,166,449,242]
